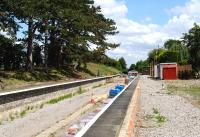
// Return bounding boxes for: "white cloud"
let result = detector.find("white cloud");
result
[145,17,152,22]
[95,0,127,18]
[170,0,200,17]
[94,0,200,66]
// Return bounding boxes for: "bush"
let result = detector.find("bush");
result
[178,71,192,79]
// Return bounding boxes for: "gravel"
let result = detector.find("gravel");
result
[0,80,122,137]
[140,76,200,137]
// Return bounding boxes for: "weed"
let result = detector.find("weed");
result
[144,114,154,119]
[14,111,19,118]
[153,108,159,114]
[30,106,34,110]
[155,114,167,123]
[49,133,55,137]
[92,84,103,89]
[77,86,87,95]
[78,87,83,94]
[20,110,27,117]
[47,94,71,104]
[40,103,44,109]
[47,87,87,105]
[9,112,15,121]
[26,106,31,111]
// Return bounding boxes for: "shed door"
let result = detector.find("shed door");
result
[163,68,176,80]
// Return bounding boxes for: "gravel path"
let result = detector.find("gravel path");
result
[0,82,120,137]
[140,76,200,137]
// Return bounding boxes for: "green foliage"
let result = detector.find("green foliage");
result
[0,35,26,70]
[155,114,167,123]
[158,51,177,63]
[0,0,119,71]
[148,23,200,75]
[153,107,159,114]
[47,87,86,104]
[129,64,136,71]
[92,84,103,89]
[77,87,84,94]
[85,63,120,76]
[135,60,149,73]
[20,110,27,117]
[47,94,72,104]
[164,39,189,64]
[91,52,122,71]
[118,57,127,73]
[148,45,188,65]
[152,108,167,123]
[148,48,166,64]
[183,23,200,72]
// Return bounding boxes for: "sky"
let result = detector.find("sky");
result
[94,0,200,66]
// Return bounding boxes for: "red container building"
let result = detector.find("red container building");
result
[158,63,177,80]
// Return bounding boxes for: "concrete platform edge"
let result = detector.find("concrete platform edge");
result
[118,79,141,137]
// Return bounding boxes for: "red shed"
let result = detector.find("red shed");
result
[158,63,177,80]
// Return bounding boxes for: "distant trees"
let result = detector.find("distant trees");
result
[148,40,189,65]
[118,57,127,73]
[164,39,189,64]
[148,23,200,75]
[0,0,120,71]
[183,23,200,73]
[129,64,136,71]
[128,60,149,73]
[135,60,149,72]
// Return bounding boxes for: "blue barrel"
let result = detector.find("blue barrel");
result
[115,85,125,91]
[109,89,120,98]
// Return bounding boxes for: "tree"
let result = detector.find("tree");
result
[129,64,136,71]
[0,35,26,70]
[148,48,166,64]
[183,23,200,73]
[158,51,177,63]
[135,60,149,72]
[0,0,120,72]
[118,57,127,71]
[164,39,189,64]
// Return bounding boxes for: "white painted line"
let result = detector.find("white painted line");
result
[0,75,119,96]
[74,77,137,137]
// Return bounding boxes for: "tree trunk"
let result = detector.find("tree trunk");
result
[49,19,57,67]
[44,20,48,72]
[27,18,33,71]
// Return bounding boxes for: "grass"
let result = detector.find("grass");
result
[153,107,159,114]
[155,114,167,123]
[78,63,120,78]
[3,86,89,122]
[168,86,200,96]
[92,84,103,89]
[0,63,120,92]
[47,93,72,104]
[152,107,167,123]
[83,63,120,76]
[47,86,89,105]
[20,110,27,117]
[167,85,200,106]
[144,107,167,127]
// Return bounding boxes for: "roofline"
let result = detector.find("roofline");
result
[159,62,177,65]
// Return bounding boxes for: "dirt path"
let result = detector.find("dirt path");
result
[140,76,200,137]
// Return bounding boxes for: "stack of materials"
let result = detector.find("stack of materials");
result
[109,85,125,98]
